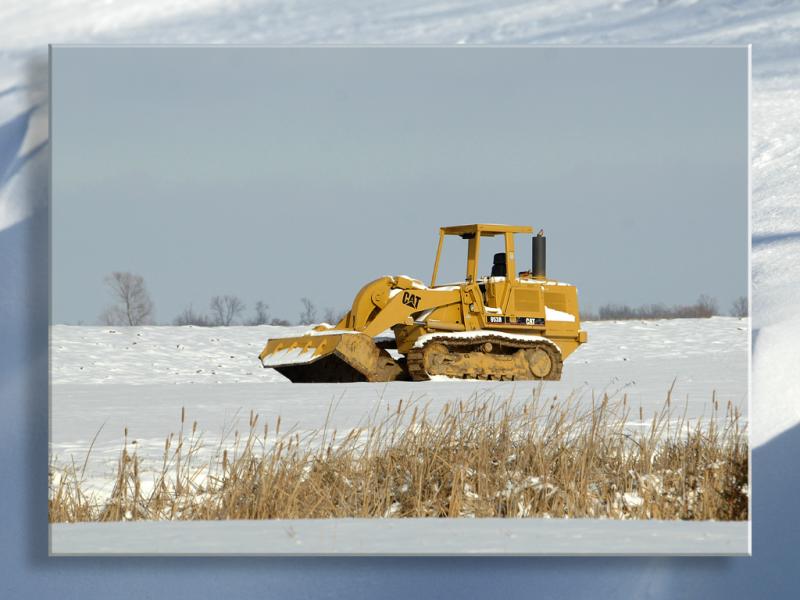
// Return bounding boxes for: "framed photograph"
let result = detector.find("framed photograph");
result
[49,45,749,555]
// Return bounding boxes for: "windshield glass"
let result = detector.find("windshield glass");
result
[433,235,468,285]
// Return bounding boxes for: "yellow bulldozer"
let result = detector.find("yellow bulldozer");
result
[259,224,587,382]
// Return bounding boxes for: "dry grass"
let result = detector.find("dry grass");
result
[49,388,748,523]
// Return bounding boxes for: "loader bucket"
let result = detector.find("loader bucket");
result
[259,331,405,383]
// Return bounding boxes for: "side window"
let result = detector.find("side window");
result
[477,234,505,279]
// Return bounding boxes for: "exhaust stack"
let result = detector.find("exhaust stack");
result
[532,232,546,279]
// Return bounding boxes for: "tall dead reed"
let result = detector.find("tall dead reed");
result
[49,388,748,522]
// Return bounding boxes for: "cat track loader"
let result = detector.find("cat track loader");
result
[259,224,587,382]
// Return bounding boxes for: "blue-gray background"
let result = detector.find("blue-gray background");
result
[51,47,746,325]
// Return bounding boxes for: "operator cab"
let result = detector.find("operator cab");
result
[430,223,533,286]
[430,223,546,311]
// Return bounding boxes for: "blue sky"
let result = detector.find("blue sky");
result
[51,46,747,324]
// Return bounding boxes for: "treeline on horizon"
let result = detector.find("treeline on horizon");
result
[580,294,748,322]
[88,271,748,327]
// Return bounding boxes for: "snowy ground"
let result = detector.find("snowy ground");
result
[51,518,749,556]
[50,318,748,554]
[51,318,748,467]
[51,318,748,388]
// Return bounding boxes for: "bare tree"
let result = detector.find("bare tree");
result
[694,294,719,318]
[298,297,318,325]
[323,307,347,325]
[173,305,212,326]
[210,295,245,326]
[246,301,270,326]
[730,296,748,318]
[270,317,292,326]
[100,271,154,326]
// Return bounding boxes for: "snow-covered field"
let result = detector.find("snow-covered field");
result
[51,318,748,459]
[50,317,748,554]
[50,518,749,556]
[51,318,748,389]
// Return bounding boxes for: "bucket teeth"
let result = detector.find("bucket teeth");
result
[259,332,404,383]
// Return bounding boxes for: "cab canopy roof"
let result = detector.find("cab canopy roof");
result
[441,224,533,238]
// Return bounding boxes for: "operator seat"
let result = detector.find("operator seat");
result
[491,252,507,277]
